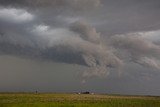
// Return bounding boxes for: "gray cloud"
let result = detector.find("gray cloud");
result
[70,21,101,44]
[0,5,160,78]
[110,31,160,71]
[1,0,160,95]
[0,0,101,10]
[0,8,123,77]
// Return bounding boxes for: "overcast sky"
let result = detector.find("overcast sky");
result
[0,0,160,95]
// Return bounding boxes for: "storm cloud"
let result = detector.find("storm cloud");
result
[111,31,160,70]
[0,8,123,77]
[0,0,160,95]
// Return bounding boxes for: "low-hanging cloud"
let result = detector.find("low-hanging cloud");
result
[1,7,160,78]
[1,0,160,80]
[31,21,123,77]
[0,7,123,77]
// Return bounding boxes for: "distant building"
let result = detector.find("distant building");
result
[82,91,90,94]
[76,91,95,95]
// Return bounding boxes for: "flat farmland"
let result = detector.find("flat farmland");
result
[0,93,160,107]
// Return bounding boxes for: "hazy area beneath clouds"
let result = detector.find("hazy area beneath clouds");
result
[0,0,160,95]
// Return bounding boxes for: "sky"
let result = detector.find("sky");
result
[0,0,160,95]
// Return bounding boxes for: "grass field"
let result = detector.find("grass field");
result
[0,93,160,107]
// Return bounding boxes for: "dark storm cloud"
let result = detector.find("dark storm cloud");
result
[0,9,123,77]
[0,0,123,78]
[0,0,160,85]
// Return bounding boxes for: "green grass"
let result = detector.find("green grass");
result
[0,93,160,107]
